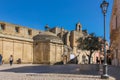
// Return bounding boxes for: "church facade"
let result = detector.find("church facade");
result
[0,21,98,64]
[49,22,98,64]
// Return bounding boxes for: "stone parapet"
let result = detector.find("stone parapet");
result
[0,21,40,39]
[0,33,33,42]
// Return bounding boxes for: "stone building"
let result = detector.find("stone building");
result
[110,0,120,66]
[0,21,40,63]
[49,22,98,64]
[49,23,87,54]
[0,21,100,64]
[0,21,64,64]
[33,31,64,64]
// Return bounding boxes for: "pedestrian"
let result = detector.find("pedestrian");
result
[17,58,21,64]
[9,55,13,66]
[0,54,2,65]
[96,57,99,64]
[100,57,104,64]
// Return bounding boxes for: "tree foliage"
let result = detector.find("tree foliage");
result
[77,33,103,64]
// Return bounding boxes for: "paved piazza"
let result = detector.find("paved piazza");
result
[0,64,118,80]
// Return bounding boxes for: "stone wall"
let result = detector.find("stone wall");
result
[50,43,63,64]
[0,21,40,39]
[33,42,50,64]
[70,30,83,55]
[33,42,63,64]
[0,38,33,63]
[0,21,40,64]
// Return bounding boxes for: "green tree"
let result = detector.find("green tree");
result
[77,33,103,64]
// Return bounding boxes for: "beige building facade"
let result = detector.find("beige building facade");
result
[110,0,120,66]
[0,21,40,63]
[33,31,64,64]
[0,21,65,64]
[0,21,100,64]
[49,23,98,64]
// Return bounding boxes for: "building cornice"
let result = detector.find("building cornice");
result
[0,33,33,42]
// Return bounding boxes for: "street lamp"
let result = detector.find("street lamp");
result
[100,0,109,79]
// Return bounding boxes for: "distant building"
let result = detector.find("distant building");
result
[49,22,99,64]
[110,0,120,66]
[49,22,87,54]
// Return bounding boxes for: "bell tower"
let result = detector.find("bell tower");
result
[76,22,82,31]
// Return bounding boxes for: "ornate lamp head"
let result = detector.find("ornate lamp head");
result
[100,0,109,14]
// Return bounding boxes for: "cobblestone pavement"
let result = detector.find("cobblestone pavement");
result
[0,64,116,80]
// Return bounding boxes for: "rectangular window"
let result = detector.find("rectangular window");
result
[0,24,5,30]
[15,26,20,33]
[28,29,32,35]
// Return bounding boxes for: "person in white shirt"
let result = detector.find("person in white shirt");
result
[9,55,13,66]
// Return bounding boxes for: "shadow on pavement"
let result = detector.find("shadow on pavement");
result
[0,64,100,76]
[108,65,120,80]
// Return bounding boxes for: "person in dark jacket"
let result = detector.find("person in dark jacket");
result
[0,54,2,65]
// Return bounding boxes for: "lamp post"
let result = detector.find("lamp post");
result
[100,0,109,79]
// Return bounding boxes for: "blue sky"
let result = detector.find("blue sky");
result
[0,0,113,42]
